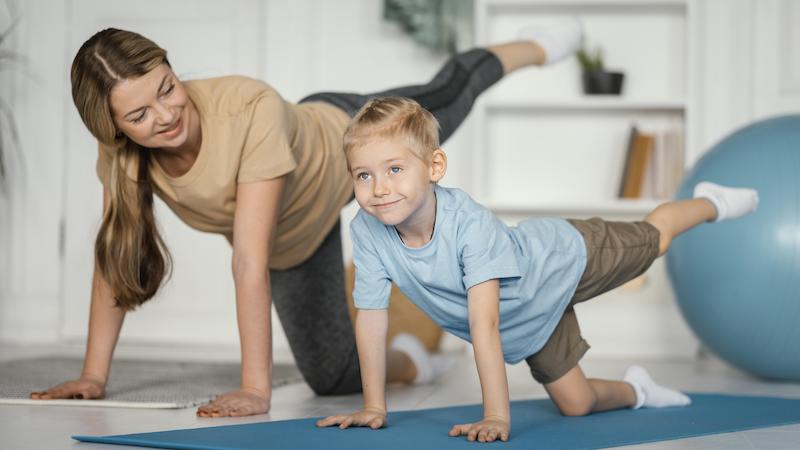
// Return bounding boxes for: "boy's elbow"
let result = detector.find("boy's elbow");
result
[469,315,500,334]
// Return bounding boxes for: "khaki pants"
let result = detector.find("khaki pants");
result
[525,218,661,384]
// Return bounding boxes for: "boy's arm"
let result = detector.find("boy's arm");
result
[450,278,511,442]
[356,309,389,415]
[316,308,388,429]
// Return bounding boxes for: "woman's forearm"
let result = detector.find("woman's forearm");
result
[234,272,273,396]
[82,264,126,384]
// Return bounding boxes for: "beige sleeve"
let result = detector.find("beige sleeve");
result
[237,94,297,183]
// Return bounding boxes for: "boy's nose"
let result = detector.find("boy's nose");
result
[374,179,390,196]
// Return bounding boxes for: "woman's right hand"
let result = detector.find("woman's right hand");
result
[29,377,106,400]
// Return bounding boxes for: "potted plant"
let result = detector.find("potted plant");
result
[577,42,625,95]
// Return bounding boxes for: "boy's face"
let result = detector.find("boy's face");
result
[348,138,443,227]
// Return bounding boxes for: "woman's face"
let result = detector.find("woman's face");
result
[109,63,196,151]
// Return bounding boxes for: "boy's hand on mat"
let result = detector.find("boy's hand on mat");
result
[448,416,510,443]
[196,388,270,418]
[315,408,387,429]
[29,377,106,400]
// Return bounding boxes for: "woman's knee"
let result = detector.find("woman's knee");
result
[306,374,361,396]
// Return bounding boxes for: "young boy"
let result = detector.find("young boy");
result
[316,97,759,442]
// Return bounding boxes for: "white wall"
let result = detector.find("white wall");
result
[1,0,798,360]
[0,0,459,359]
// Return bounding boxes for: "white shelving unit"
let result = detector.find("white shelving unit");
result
[471,0,700,358]
[473,0,693,217]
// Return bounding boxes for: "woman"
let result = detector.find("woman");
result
[29,21,582,418]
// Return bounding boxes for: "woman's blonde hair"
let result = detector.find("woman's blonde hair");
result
[343,97,440,166]
[71,28,171,311]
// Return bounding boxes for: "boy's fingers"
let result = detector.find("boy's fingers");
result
[449,423,470,436]
[316,416,340,427]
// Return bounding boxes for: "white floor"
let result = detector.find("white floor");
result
[2,345,800,450]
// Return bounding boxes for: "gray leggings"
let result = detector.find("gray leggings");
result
[273,48,504,395]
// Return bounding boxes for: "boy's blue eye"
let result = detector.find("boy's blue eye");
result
[357,172,370,181]
[390,166,402,174]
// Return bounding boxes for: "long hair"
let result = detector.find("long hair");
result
[71,28,171,311]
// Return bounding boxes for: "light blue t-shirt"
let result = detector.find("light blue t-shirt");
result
[351,185,588,364]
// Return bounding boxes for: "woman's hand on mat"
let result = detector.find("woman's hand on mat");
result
[448,416,510,443]
[196,388,271,418]
[315,407,387,429]
[29,377,106,400]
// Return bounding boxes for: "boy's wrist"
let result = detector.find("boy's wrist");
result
[363,405,387,415]
[483,413,510,423]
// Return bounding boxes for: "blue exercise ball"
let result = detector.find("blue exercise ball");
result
[667,115,800,380]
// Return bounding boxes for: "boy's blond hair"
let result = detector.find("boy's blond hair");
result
[343,97,440,167]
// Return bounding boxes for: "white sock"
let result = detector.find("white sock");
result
[517,16,584,65]
[390,333,452,385]
[693,181,759,223]
[624,365,691,409]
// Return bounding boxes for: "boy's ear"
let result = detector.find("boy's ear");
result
[429,148,447,183]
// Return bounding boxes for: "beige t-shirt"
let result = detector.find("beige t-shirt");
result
[97,76,353,270]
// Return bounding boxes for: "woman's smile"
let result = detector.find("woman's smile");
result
[158,116,183,138]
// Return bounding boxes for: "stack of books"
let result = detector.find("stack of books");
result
[618,125,685,200]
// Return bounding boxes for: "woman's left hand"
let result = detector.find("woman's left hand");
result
[196,388,271,418]
[448,416,510,443]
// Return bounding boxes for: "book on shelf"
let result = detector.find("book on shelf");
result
[618,124,684,200]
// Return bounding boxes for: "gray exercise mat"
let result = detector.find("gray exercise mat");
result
[0,356,302,408]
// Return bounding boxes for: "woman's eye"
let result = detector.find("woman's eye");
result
[161,83,175,97]
[132,111,147,123]
[390,166,402,174]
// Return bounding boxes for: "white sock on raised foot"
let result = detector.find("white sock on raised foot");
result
[390,333,453,385]
[624,365,691,409]
[517,16,584,65]
[693,181,759,222]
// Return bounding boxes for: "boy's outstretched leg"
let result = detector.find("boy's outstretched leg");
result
[645,182,758,256]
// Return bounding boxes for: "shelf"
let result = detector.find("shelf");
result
[485,98,686,113]
[485,198,664,215]
[483,0,686,7]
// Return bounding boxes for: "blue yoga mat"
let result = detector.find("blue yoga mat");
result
[74,394,800,450]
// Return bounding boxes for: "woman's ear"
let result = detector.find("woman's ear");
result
[429,148,448,183]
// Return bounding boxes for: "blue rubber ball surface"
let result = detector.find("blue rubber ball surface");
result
[667,115,800,380]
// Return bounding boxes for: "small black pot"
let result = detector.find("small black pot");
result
[582,71,625,95]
